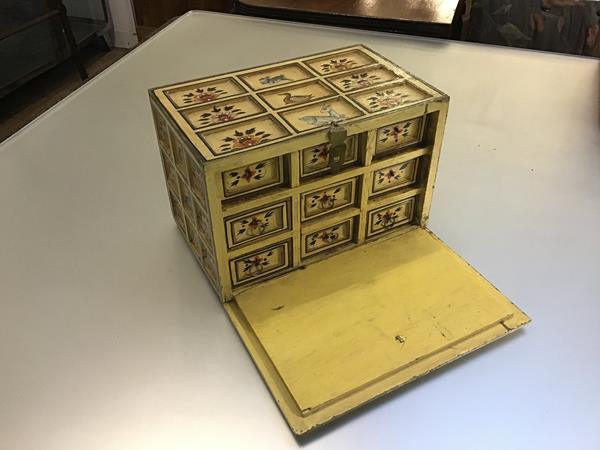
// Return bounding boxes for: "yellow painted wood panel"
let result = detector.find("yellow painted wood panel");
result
[301,217,354,258]
[300,177,357,221]
[351,81,431,113]
[221,157,284,198]
[305,49,376,75]
[299,136,358,178]
[180,95,265,130]
[165,77,245,108]
[366,197,415,237]
[325,65,399,92]
[151,45,446,162]
[225,200,289,248]
[229,240,291,286]
[258,80,336,110]
[234,228,529,414]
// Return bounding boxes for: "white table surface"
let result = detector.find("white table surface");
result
[1,11,599,450]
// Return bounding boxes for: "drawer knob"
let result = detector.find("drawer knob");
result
[328,124,347,174]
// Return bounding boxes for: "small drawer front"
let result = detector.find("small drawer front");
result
[371,158,419,195]
[300,137,358,178]
[367,197,415,237]
[301,178,357,221]
[225,200,289,249]
[302,218,354,258]
[222,157,283,198]
[178,178,194,219]
[230,241,291,287]
[375,116,424,156]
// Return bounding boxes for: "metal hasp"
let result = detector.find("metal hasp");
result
[327,123,347,174]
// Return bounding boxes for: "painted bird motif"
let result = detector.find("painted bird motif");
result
[259,74,292,85]
[278,92,314,105]
[299,104,346,126]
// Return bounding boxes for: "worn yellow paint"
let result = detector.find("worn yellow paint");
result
[225,228,529,434]
[151,46,529,435]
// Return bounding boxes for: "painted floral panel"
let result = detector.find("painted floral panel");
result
[301,179,356,221]
[152,109,170,153]
[258,80,335,110]
[221,157,283,198]
[231,242,290,286]
[367,198,415,237]
[202,116,290,156]
[300,137,358,177]
[375,116,424,154]
[186,156,207,206]
[239,63,313,91]
[371,159,419,195]
[305,49,375,75]
[280,99,363,132]
[194,200,211,239]
[303,219,353,257]
[178,178,194,219]
[188,223,203,257]
[168,191,184,227]
[326,66,399,92]
[226,201,289,248]
[162,157,179,193]
[181,96,265,130]
[169,129,187,173]
[165,78,245,108]
[351,81,430,113]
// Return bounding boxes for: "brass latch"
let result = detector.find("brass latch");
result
[328,124,347,174]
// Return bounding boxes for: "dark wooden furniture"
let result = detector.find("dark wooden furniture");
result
[133,0,234,28]
[236,0,465,38]
[0,0,111,98]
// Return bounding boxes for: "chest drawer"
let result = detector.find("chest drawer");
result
[366,197,415,238]
[301,178,357,221]
[300,137,358,178]
[375,116,424,158]
[222,157,284,198]
[371,158,419,196]
[229,241,291,287]
[224,200,290,249]
[302,218,354,258]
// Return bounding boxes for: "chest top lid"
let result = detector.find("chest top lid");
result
[150,45,447,162]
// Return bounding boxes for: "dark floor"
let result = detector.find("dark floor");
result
[0,42,129,143]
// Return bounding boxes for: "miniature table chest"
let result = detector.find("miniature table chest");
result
[149,45,529,435]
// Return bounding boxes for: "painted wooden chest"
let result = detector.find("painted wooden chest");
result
[149,45,529,435]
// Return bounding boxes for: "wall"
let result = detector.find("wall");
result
[63,0,138,49]
[108,0,139,49]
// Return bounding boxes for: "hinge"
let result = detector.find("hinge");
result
[328,124,347,174]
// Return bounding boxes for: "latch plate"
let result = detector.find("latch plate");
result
[328,124,347,174]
